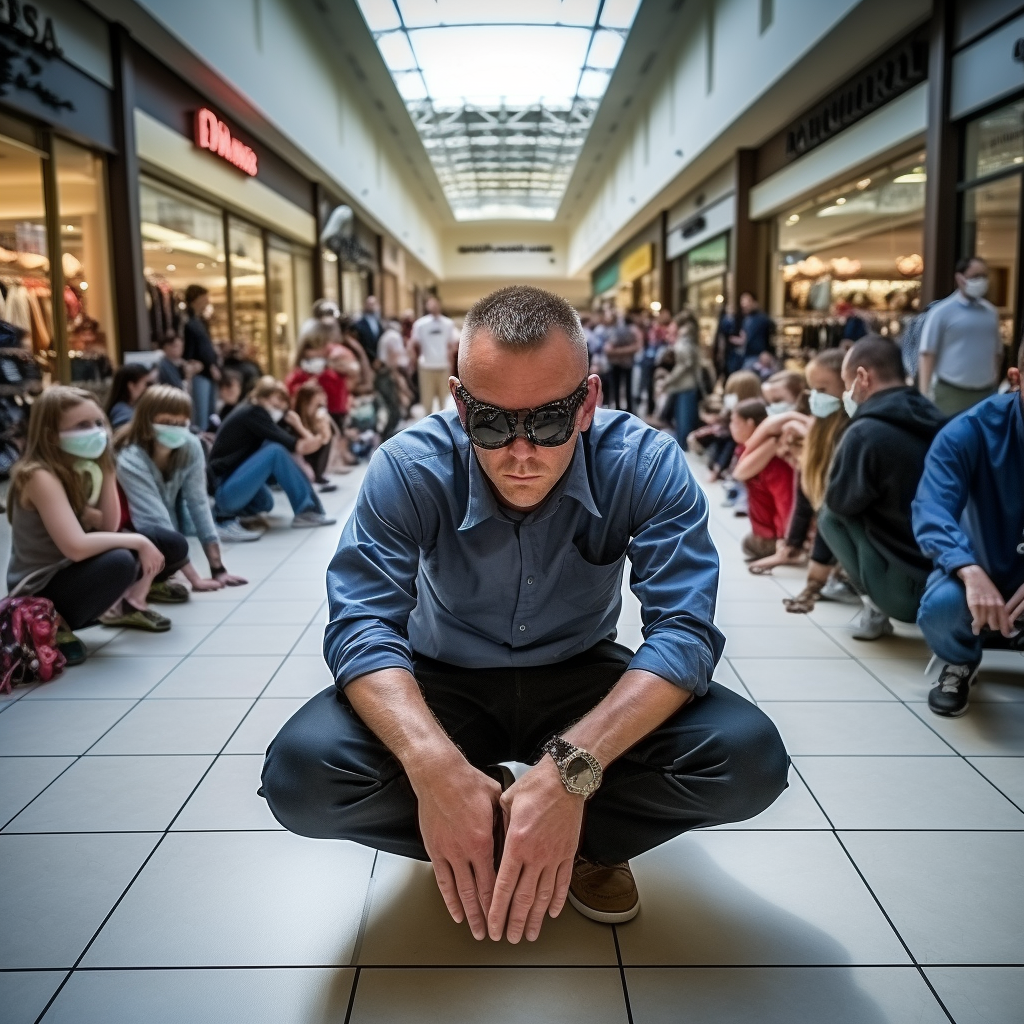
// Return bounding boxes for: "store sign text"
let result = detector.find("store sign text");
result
[0,1,62,55]
[194,108,258,177]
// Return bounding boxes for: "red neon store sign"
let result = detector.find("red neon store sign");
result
[194,108,258,177]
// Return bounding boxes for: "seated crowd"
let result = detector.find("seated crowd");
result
[3,292,438,665]
[688,302,1024,718]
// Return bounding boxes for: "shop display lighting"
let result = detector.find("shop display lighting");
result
[893,166,927,183]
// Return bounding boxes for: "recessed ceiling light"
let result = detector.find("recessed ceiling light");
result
[166,264,176,271]
[856,178,871,189]
[835,197,847,205]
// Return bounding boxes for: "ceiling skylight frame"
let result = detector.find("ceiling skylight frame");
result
[356,0,640,220]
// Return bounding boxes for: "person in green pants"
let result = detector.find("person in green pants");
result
[818,336,946,640]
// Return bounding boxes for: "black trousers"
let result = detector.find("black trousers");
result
[261,641,789,865]
[607,365,634,413]
[38,525,189,630]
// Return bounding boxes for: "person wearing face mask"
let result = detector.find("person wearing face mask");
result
[817,336,945,641]
[182,284,223,431]
[709,370,762,487]
[115,386,247,598]
[6,388,176,664]
[208,377,337,535]
[918,256,1004,416]
[910,344,1024,717]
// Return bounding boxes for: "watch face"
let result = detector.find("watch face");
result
[564,755,596,790]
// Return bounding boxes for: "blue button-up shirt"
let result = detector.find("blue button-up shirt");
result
[325,409,724,694]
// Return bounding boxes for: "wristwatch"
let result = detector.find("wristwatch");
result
[541,736,603,798]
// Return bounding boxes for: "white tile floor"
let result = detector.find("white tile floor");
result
[1,462,1022,1023]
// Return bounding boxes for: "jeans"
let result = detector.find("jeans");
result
[918,570,1024,667]
[214,441,320,520]
[37,525,189,629]
[817,507,928,623]
[671,389,700,450]
[261,640,789,865]
[191,374,215,431]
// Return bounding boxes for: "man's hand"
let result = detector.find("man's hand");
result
[958,564,1013,636]
[409,753,502,941]
[487,755,583,943]
[1004,580,1024,633]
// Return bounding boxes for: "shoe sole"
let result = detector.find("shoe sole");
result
[850,624,895,642]
[291,520,337,528]
[218,533,262,543]
[929,703,970,718]
[567,889,640,924]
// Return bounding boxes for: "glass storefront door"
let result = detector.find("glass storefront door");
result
[228,217,268,370]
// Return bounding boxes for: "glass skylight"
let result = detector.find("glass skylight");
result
[355,0,642,220]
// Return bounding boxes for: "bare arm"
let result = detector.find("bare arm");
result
[346,668,502,941]
[734,436,780,482]
[283,411,324,456]
[918,351,935,394]
[743,411,810,452]
[96,469,121,531]
[488,670,691,942]
[24,470,161,569]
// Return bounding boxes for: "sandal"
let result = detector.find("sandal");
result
[783,580,825,614]
[100,603,172,632]
[55,628,87,666]
[148,580,190,603]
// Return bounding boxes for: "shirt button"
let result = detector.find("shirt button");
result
[519,624,527,632]
[527,576,534,585]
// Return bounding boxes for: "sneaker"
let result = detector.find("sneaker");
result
[850,603,895,640]
[291,510,338,529]
[568,856,640,924]
[820,574,863,605]
[239,514,271,531]
[100,605,172,632]
[217,519,263,543]
[55,628,87,666]
[148,580,189,603]
[928,662,979,717]
[317,482,338,493]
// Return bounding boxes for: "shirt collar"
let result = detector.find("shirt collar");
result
[458,433,601,531]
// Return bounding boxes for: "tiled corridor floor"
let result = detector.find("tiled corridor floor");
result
[2,462,1022,1023]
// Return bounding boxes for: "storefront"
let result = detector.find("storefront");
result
[748,26,929,355]
[0,2,118,385]
[589,219,662,313]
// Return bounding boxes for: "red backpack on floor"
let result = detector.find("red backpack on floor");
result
[0,596,67,694]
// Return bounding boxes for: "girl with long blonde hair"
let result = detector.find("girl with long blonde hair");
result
[6,387,172,663]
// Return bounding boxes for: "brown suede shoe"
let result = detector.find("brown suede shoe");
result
[568,856,640,924]
[742,533,777,561]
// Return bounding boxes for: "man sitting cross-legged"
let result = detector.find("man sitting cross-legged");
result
[261,285,788,943]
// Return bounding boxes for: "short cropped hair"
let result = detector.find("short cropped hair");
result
[955,255,986,276]
[462,285,587,360]
[846,334,905,384]
[734,398,768,425]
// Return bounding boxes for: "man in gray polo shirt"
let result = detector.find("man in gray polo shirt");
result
[918,256,1004,416]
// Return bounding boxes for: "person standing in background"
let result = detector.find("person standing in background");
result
[660,315,701,449]
[410,296,458,415]
[918,256,1003,416]
[604,315,642,414]
[182,285,222,431]
[728,292,775,375]
[353,296,384,362]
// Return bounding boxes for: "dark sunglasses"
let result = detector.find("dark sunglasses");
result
[454,379,590,450]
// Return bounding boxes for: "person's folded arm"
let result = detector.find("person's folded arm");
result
[911,418,978,576]
[733,436,780,481]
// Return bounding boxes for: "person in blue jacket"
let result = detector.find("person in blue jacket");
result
[911,346,1024,717]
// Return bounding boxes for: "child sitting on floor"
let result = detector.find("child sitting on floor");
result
[730,398,796,561]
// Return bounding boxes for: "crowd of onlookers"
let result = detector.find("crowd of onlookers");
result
[0,288,461,667]
[681,256,1023,719]
[1,255,1021,719]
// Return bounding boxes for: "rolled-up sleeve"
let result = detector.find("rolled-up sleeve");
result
[626,436,724,695]
[324,448,425,689]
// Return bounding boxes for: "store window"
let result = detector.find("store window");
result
[228,217,268,370]
[55,138,116,381]
[774,149,927,350]
[320,248,339,305]
[0,134,51,371]
[140,178,228,346]
[681,233,728,346]
[960,100,1024,348]
[268,239,314,376]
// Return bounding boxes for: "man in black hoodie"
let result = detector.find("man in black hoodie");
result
[818,336,946,640]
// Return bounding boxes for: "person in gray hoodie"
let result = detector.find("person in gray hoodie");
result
[817,335,946,640]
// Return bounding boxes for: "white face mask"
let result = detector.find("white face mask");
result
[268,406,285,423]
[808,390,842,418]
[58,426,108,460]
[301,357,327,375]
[766,401,795,416]
[962,276,989,300]
[842,389,859,418]
[723,393,739,411]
